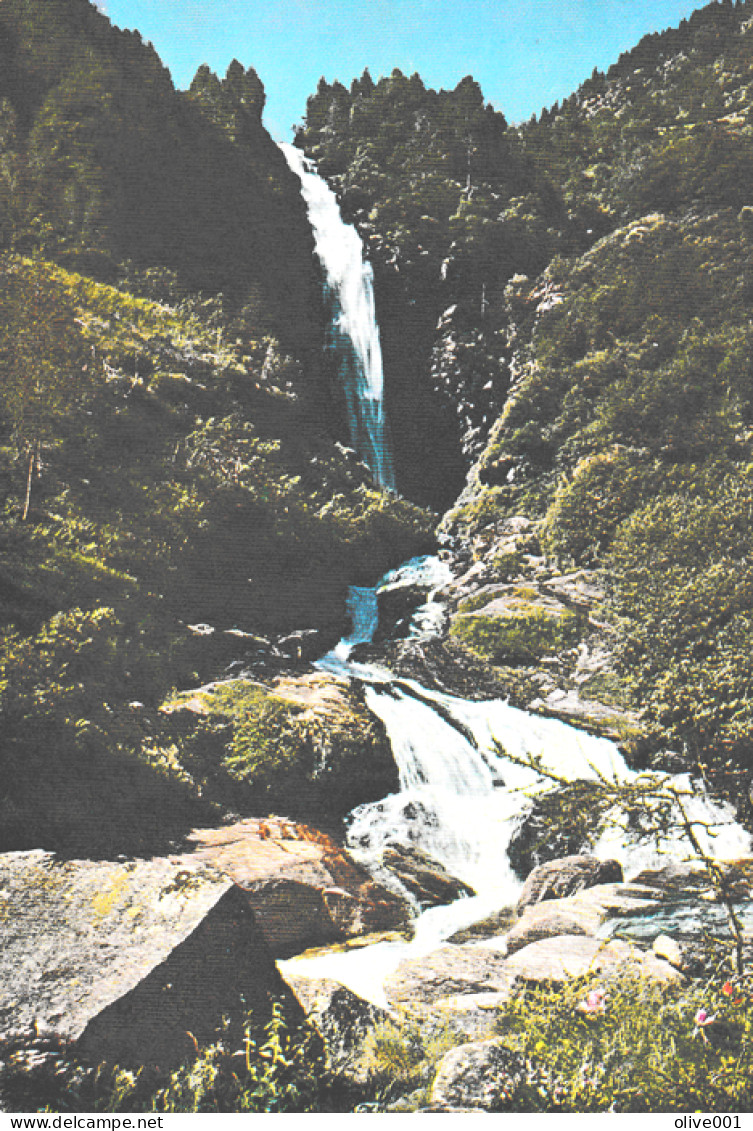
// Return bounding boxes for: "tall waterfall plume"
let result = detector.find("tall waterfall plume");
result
[280,143,396,491]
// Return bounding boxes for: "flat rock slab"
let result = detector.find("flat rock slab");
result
[385,945,516,1007]
[502,934,683,985]
[431,992,516,1039]
[569,881,668,916]
[505,882,667,955]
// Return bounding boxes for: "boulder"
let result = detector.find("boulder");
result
[507,783,603,876]
[375,582,430,641]
[632,861,709,895]
[284,975,389,1086]
[502,935,684,986]
[516,854,623,913]
[0,850,294,1070]
[275,628,328,662]
[505,899,603,956]
[431,993,514,1040]
[189,817,410,957]
[429,1038,526,1111]
[379,844,475,908]
[385,946,515,1008]
[449,907,517,945]
[503,881,668,956]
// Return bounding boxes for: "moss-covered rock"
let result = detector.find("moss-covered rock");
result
[168,673,399,828]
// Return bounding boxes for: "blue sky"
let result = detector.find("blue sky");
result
[103,0,706,138]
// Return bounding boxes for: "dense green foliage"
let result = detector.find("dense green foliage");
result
[451,605,581,666]
[170,678,397,826]
[0,0,321,361]
[0,255,430,853]
[1,1005,323,1113]
[494,974,753,1112]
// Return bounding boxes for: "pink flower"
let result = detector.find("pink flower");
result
[693,1008,716,1040]
[577,988,606,1015]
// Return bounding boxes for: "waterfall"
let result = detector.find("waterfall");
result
[350,680,750,897]
[280,143,396,491]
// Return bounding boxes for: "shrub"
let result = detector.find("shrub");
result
[2,1004,322,1114]
[494,973,753,1112]
[450,607,581,666]
[605,474,753,770]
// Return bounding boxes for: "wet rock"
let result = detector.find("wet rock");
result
[375,583,430,641]
[429,1038,526,1111]
[653,934,684,970]
[448,907,517,945]
[283,976,389,1086]
[517,854,623,913]
[356,637,520,702]
[507,783,604,876]
[385,946,515,1008]
[0,850,294,1070]
[275,628,328,662]
[525,688,637,736]
[379,844,475,908]
[505,899,604,956]
[189,817,410,957]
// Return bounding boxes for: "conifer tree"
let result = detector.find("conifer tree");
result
[0,259,96,518]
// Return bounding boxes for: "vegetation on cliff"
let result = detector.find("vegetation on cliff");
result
[0,252,430,854]
[0,0,321,361]
[296,0,753,784]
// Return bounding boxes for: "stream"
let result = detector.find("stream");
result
[279,561,752,1005]
[277,144,752,1005]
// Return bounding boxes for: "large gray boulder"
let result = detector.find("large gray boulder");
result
[0,850,295,1070]
[504,900,602,956]
[517,854,623,913]
[502,935,684,986]
[430,1038,526,1111]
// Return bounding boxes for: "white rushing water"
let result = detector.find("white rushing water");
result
[281,561,752,1005]
[280,143,396,491]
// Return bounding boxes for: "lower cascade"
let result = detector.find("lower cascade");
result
[281,556,753,1005]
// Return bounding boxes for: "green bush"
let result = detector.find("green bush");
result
[494,973,753,1112]
[177,678,396,825]
[450,607,581,666]
[2,1004,322,1114]
[542,449,650,566]
[606,473,753,768]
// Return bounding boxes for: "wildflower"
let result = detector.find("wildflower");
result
[721,981,745,1005]
[693,1008,716,1041]
[577,988,606,1015]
